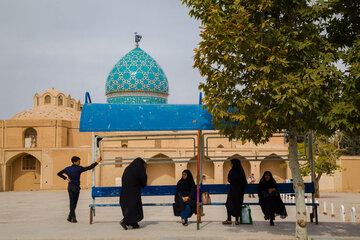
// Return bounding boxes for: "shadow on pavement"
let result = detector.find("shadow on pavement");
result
[221,221,360,238]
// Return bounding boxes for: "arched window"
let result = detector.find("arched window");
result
[58,96,63,106]
[121,140,128,148]
[24,128,37,148]
[22,155,37,171]
[70,101,74,108]
[36,97,39,106]
[44,95,51,104]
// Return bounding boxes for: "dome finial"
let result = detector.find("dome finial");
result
[134,32,142,48]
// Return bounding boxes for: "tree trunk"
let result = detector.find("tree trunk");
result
[288,128,307,240]
[314,173,322,198]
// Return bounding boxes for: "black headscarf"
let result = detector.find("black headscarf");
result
[177,170,196,196]
[228,159,247,187]
[127,157,146,173]
[258,171,277,192]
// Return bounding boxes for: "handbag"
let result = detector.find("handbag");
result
[240,205,253,224]
[201,191,212,205]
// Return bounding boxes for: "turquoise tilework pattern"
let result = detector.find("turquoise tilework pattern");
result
[107,96,166,104]
[106,47,169,104]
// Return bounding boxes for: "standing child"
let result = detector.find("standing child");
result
[248,173,256,198]
[57,156,101,223]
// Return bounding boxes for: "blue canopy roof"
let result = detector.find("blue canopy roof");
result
[79,103,215,132]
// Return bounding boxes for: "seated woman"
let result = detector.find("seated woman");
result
[173,170,196,226]
[223,159,247,225]
[258,171,287,226]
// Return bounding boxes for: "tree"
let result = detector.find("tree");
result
[182,0,345,239]
[322,0,360,133]
[340,130,360,155]
[299,133,343,198]
[326,0,360,49]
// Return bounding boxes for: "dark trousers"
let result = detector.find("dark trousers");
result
[226,207,239,222]
[68,185,80,220]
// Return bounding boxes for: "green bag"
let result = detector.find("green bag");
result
[240,205,253,224]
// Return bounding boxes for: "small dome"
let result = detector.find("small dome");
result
[106,47,169,104]
[11,88,82,121]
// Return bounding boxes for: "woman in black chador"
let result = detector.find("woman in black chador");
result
[173,170,196,226]
[223,159,247,225]
[119,157,147,230]
[258,171,287,226]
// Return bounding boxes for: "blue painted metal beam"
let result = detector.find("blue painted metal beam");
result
[79,103,215,132]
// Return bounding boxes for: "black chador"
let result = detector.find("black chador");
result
[224,159,247,223]
[258,171,287,225]
[119,157,147,230]
[173,170,197,218]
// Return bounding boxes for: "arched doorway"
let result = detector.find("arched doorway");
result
[187,156,215,184]
[260,154,287,182]
[223,155,251,184]
[6,153,41,191]
[146,153,175,185]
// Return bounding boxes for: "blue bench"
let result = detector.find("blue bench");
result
[201,183,319,224]
[89,183,319,224]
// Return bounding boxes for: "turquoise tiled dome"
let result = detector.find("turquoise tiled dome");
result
[106,47,169,104]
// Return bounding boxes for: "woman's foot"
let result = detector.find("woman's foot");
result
[235,221,240,225]
[120,220,128,230]
[182,219,188,226]
[131,223,140,229]
[222,220,232,225]
[270,219,274,226]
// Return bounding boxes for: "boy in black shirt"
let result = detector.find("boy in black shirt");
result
[57,156,101,223]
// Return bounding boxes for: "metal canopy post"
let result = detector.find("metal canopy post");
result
[91,132,96,220]
[196,129,201,230]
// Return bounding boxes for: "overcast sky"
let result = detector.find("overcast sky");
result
[0,0,203,119]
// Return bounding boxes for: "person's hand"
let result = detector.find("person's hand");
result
[66,178,71,183]
[96,156,102,163]
[182,197,189,202]
[268,188,276,193]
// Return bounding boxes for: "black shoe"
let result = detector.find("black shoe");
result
[270,219,274,226]
[182,219,188,226]
[131,223,140,229]
[67,217,71,222]
[120,220,128,230]
[71,218,77,223]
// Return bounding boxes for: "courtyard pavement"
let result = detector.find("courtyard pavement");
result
[0,190,359,240]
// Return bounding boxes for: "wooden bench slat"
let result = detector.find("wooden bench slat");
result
[89,203,174,207]
[91,183,315,198]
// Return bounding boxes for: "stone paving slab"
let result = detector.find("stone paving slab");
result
[0,190,359,240]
